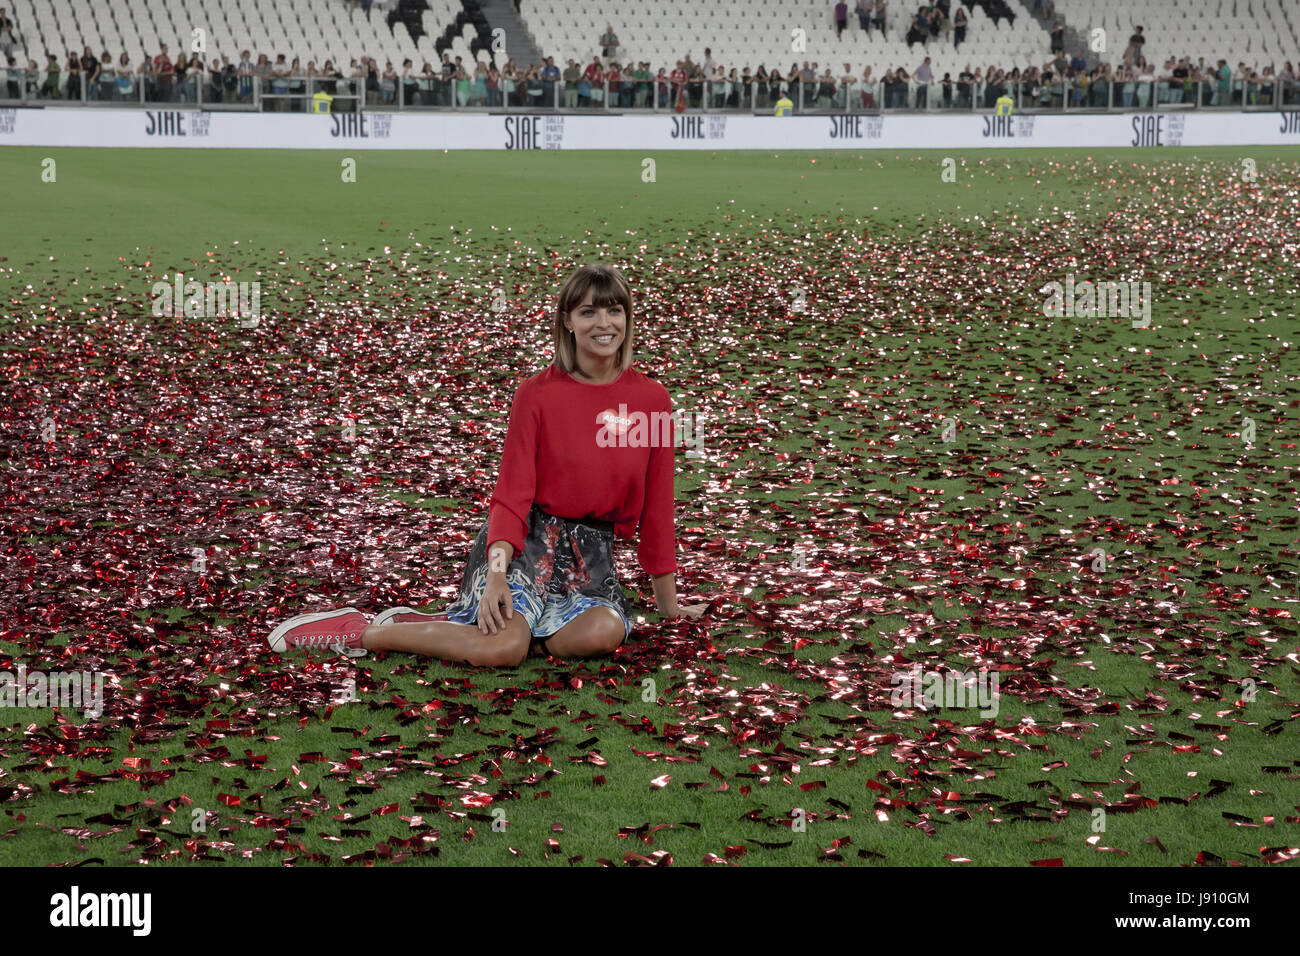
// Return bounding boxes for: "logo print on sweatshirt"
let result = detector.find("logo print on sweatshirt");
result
[597,409,633,437]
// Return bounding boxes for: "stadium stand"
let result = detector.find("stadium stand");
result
[0,0,1297,109]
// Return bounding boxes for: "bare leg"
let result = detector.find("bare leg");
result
[539,606,626,659]
[361,615,531,667]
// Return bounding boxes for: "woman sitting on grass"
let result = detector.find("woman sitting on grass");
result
[266,264,705,666]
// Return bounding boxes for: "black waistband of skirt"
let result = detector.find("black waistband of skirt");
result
[533,505,614,536]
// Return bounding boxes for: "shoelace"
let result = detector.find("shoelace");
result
[299,632,357,649]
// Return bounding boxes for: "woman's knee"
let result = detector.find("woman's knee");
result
[562,608,626,656]
[473,616,531,667]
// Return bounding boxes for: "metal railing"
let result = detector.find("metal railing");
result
[3,68,1297,114]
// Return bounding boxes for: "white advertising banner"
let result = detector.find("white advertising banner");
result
[2,107,1299,149]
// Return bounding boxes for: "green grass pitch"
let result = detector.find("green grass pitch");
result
[0,145,1297,866]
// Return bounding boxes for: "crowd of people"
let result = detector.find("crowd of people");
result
[1,4,1297,111]
[828,0,1012,52]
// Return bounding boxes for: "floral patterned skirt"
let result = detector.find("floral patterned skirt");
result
[442,506,633,640]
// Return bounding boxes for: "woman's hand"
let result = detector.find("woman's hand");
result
[478,575,514,634]
[651,572,712,620]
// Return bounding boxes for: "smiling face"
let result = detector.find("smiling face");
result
[565,290,626,365]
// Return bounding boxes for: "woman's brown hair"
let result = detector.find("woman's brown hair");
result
[553,264,635,374]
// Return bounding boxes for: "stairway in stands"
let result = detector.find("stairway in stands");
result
[476,0,543,67]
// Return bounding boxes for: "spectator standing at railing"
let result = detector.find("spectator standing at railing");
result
[456,61,470,107]
[881,67,897,107]
[562,58,579,107]
[599,25,619,62]
[625,62,640,108]
[174,52,189,100]
[607,61,623,108]
[517,63,534,107]
[234,50,250,102]
[80,47,99,96]
[447,56,462,104]
[984,66,1006,108]
[415,60,434,106]
[872,0,887,35]
[501,59,517,107]
[1215,59,1230,106]
[185,53,202,102]
[401,58,416,105]
[439,53,454,106]
[289,56,305,109]
[633,61,650,107]
[1257,65,1274,105]
[1119,63,1135,107]
[153,44,173,101]
[1100,63,1115,106]
[208,55,223,103]
[817,67,835,107]
[690,61,706,108]
[271,54,291,108]
[835,1,848,38]
[472,61,488,106]
[93,50,113,100]
[838,63,853,108]
[222,54,237,104]
[953,6,967,49]
[254,53,271,104]
[4,54,18,99]
[135,54,153,100]
[41,53,58,98]
[543,56,559,107]
[861,64,875,107]
[914,56,932,107]
[486,63,499,107]
[669,59,686,109]
[799,61,814,105]
[957,64,972,106]
[1187,61,1205,106]
[64,52,81,99]
[583,56,604,108]
[187,53,204,102]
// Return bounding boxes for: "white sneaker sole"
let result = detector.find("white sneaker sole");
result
[266,607,364,653]
[371,606,438,628]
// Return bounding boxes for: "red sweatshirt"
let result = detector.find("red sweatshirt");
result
[487,363,678,576]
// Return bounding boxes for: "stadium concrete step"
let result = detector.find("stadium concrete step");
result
[477,0,542,70]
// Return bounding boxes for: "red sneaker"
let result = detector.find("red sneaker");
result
[266,608,369,655]
[371,606,447,627]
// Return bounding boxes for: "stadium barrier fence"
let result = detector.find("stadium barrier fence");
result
[3,70,1298,114]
